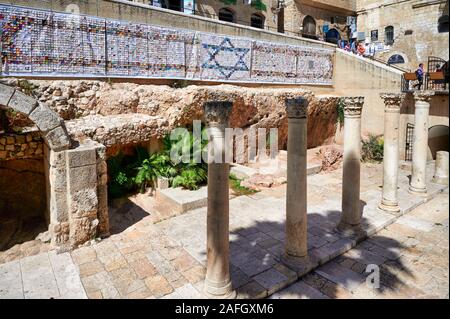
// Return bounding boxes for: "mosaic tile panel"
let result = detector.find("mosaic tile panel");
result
[199,34,251,81]
[251,41,297,83]
[1,6,34,74]
[0,4,334,85]
[296,48,334,85]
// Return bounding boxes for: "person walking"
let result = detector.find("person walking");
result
[414,63,425,90]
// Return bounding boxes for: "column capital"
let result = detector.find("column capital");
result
[342,96,364,118]
[285,97,309,119]
[380,93,405,112]
[413,90,435,103]
[203,101,233,126]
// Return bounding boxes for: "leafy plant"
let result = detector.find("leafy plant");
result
[107,147,149,199]
[362,134,384,163]
[134,152,176,193]
[229,173,258,196]
[251,0,267,11]
[172,162,208,190]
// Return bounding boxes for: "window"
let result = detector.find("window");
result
[385,26,394,45]
[370,30,378,41]
[219,8,234,23]
[251,13,264,29]
[387,54,405,65]
[438,15,449,33]
[302,15,316,37]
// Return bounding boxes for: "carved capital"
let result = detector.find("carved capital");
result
[380,93,405,112]
[285,97,309,119]
[342,96,364,118]
[203,101,233,126]
[413,90,435,103]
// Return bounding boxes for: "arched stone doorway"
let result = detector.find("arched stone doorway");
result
[1,83,72,252]
[428,125,449,160]
[1,83,108,251]
[302,15,317,39]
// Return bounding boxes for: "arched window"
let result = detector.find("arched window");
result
[251,13,264,29]
[302,15,316,38]
[387,54,405,65]
[219,8,234,23]
[385,26,394,45]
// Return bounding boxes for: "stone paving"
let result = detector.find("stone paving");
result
[0,162,447,299]
[270,190,449,299]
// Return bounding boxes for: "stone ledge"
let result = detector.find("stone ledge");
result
[65,114,168,147]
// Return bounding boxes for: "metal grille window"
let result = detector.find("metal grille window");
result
[405,123,414,161]
[219,8,235,23]
[385,26,394,45]
[251,14,264,29]
[371,30,378,41]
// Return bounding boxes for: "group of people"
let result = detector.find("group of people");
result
[337,39,374,57]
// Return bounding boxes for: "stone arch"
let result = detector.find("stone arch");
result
[428,124,449,160]
[302,15,317,38]
[0,83,71,151]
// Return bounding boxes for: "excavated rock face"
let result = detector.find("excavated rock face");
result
[0,78,340,150]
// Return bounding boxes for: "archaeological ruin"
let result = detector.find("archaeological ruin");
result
[0,0,448,300]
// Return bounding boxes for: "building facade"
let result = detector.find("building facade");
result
[356,0,449,70]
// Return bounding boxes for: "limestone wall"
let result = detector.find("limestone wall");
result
[331,48,403,136]
[0,130,43,161]
[356,0,449,70]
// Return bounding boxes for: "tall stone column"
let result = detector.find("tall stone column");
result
[409,91,435,195]
[203,101,235,299]
[282,97,309,270]
[337,97,364,236]
[379,93,405,213]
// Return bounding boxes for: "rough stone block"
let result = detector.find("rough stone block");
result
[69,188,98,218]
[67,164,97,194]
[45,126,71,151]
[7,90,38,115]
[0,83,15,106]
[29,103,61,133]
[66,147,96,168]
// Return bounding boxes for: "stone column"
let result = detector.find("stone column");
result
[378,93,405,213]
[337,97,364,236]
[203,101,235,299]
[409,91,435,195]
[433,151,449,185]
[282,97,309,270]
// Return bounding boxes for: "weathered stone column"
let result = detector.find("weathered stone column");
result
[203,101,235,299]
[282,97,309,269]
[379,93,405,213]
[337,97,364,236]
[433,151,449,185]
[409,91,435,195]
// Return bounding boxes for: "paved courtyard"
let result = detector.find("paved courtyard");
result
[0,163,447,299]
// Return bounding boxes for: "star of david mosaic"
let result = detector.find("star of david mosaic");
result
[202,37,250,79]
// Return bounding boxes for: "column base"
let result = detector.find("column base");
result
[281,253,312,275]
[336,221,365,238]
[408,184,427,196]
[204,278,236,299]
[432,176,449,185]
[378,200,400,213]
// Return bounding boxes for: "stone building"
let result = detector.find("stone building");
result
[356,0,449,70]
[129,0,355,41]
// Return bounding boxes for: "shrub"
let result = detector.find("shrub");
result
[362,134,384,162]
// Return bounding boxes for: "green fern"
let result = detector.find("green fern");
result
[251,0,267,11]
